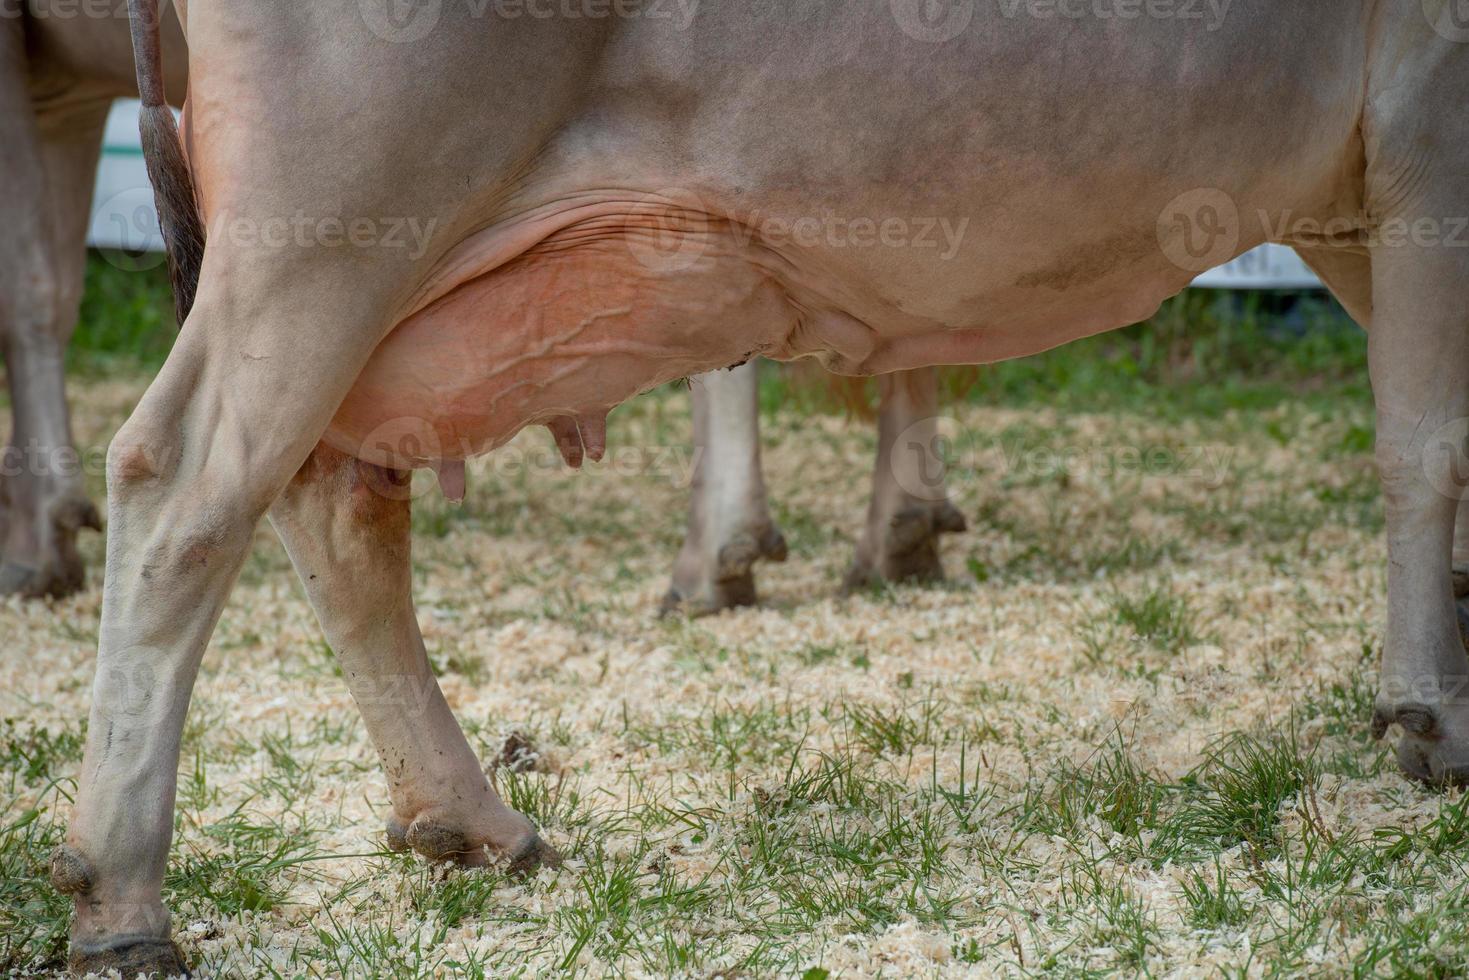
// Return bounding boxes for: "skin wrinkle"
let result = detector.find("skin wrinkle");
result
[329,203,791,466]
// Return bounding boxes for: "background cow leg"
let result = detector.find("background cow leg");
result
[52,276,415,975]
[269,444,558,870]
[663,362,788,616]
[843,368,966,593]
[1452,498,1469,644]
[0,43,106,597]
[1367,217,1469,785]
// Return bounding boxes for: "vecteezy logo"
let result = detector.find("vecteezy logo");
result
[353,416,443,500]
[890,415,964,501]
[359,0,443,43]
[1424,417,1469,501]
[89,648,179,738]
[1156,188,1240,274]
[890,0,975,42]
[1426,0,1469,42]
[92,188,168,273]
[624,188,713,274]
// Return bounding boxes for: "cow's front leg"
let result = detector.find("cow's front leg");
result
[1369,236,1469,785]
[843,368,966,593]
[663,362,788,616]
[269,444,558,871]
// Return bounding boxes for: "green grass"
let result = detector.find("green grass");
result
[4,675,1458,976]
[71,253,176,373]
[0,258,1419,976]
[1111,584,1204,652]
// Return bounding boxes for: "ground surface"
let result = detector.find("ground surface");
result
[4,274,1469,977]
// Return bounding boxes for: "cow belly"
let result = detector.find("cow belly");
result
[325,211,796,470]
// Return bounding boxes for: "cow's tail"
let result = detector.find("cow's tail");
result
[127,0,204,326]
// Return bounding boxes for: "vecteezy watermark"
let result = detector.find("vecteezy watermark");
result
[624,188,972,274]
[491,0,698,27]
[1258,209,1469,251]
[996,439,1236,488]
[358,0,445,43]
[204,210,439,260]
[741,210,970,259]
[92,191,441,269]
[887,416,1237,499]
[1156,188,1240,273]
[996,0,1234,31]
[358,0,698,43]
[1377,672,1469,709]
[0,0,131,19]
[347,416,704,502]
[890,0,976,42]
[2,440,109,482]
[1425,0,1469,42]
[1158,181,1469,272]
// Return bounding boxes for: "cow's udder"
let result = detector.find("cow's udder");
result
[325,210,795,470]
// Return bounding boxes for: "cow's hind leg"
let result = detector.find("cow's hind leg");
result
[270,444,558,870]
[51,276,422,974]
[1365,179,1469,784]
[0,54,106,597]
[843,368,966,593]
[663,362,788,616]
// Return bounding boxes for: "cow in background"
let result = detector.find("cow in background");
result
[0,3,185,597]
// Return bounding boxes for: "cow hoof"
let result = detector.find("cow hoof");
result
[1456,594,1469,656]
[386,814,484,865]
[661,526,788,617]
[507,833,564,878]
[1373,700,1469,787]
[68,938,190,979]
[0,494,100,599]
[386,815,562,874]
[843,502,967,594]
[0,557,83,599]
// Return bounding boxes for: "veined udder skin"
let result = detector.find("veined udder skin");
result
[326,213,794,470]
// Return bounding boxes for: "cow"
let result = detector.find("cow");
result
[667,363,965,615]
[0,4,185,598]
[50,0,1469,974]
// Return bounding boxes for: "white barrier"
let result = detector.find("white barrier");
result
[89,100,1323,291]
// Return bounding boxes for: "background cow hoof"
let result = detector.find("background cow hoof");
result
[0,492,101,599]
[1373,700,1469,787]
[68,938,190,979]
[843,501,967,594]
[0,555,84,599]
[661,526,788,617]
[1454,566,1469,650]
